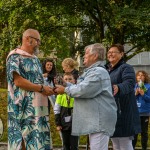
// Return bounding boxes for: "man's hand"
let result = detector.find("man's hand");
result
[42,86,55,96]
[54,85,65,94]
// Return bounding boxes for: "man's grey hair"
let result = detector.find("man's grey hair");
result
[84,43,106,61]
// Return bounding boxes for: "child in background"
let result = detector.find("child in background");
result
[54,72,79,150]
[132,70,150,150]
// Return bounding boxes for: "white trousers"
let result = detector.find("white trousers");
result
[111,137,134,150]
[89,132,109,150]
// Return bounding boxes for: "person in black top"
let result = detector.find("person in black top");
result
[42,58,57,104]
[54,72,79,150]
[42,58,57,150]
[42,58,56,88]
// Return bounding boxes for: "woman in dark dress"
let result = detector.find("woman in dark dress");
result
[105,44,141,150]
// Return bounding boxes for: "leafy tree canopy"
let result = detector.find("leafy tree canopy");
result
[0,0,150,68]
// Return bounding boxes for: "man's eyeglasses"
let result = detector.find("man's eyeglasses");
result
[29,36,41,45]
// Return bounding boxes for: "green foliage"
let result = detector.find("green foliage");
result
[0,0,80,67]
[0,89,8,142]
[0,0,150,66]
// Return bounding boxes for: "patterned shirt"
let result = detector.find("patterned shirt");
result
[6,49,50,150]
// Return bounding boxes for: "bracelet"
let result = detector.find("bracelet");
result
[39,85,44,93]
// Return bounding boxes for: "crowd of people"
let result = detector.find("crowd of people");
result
[6,28,150,150]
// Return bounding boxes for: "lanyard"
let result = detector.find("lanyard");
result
[66,95,71,107]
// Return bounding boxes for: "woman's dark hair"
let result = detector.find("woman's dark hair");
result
[42,58,56,84]
[109,44,124,53]
[136,70,150,83]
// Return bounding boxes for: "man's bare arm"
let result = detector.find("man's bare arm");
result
[13,72,54,96]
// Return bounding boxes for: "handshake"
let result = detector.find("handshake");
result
[42,85,65,96]
[53,85,66,94]
[41,76,67,96]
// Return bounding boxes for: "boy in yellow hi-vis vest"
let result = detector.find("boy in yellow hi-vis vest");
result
[54,72,79,150]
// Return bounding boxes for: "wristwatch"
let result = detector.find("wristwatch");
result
[39,85,44,93]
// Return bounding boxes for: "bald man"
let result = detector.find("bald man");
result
[6,29,54,150]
